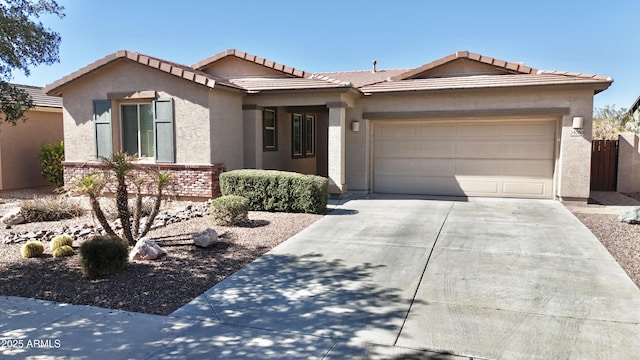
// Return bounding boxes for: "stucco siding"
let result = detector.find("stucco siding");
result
[0,109,63,189]
[58,60,212,164]
[209,89,244,169]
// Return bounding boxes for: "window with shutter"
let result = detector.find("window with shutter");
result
[153,98,175,163]
[93,99,113,159]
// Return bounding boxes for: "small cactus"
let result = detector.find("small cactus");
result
[51,234,73,251]
[21,241,45,258]
[53,245,74,258]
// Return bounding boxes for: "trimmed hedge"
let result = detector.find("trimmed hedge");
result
[219,169,328,214]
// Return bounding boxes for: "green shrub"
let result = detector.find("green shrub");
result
[21,241,45,258]
[39,141,65,188]
[219,170,328,214]
[79,235,128,279]
[21,196,84,223]
[210,195,250,226]
[50,234,73,251]
[53,245,74,258]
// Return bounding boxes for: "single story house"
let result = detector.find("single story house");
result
[44,49,611,201]
[0,84,63,190]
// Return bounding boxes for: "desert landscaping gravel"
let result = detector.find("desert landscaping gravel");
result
[571,210,640,288]
[0,189,321,315]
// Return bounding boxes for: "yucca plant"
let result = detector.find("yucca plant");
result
[71,172,117,237]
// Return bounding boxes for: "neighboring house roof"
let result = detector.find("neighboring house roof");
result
[44,50,244,96]
[14,84,62,108]
[193,49,308,78]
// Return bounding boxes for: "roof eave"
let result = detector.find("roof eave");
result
[44,50,245,96]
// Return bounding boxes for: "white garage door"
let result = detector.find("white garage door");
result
[373,120,556,198]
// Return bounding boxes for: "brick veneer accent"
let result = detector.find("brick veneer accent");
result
[62,161,226,199]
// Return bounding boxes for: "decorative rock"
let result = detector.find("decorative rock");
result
[619,207,640,224]
[193,228,218,248]
[129,238,166,261]
[1,208,25,225]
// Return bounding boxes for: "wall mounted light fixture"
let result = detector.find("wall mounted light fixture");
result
[572,116,584,129]
[351,120,360,132]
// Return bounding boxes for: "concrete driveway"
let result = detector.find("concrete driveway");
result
[170,196,640,359]
[2,196,639,359]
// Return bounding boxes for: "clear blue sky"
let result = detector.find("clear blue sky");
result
[10,0,640,110]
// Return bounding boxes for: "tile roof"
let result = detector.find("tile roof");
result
[192,49,308,78]
[359,73,613,94]
[44,50,243,96]
[392,50,537,80]
[228,77,352,93]
[13,84,62,108]
[310,68,410,88]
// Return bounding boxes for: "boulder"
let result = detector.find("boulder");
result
[129,238,166,261]
[193,228,218,248]
[619,207,640,224]
[1,208,25,225]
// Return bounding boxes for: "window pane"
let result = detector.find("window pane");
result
[292,114,303,157]
[263,109,276,150]
[121,105,139,156]
[139,104,154,157]
[305,115,315,156]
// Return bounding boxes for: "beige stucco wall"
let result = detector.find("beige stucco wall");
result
[0,108,63,189]
[345,87,596,199]
[57,60,213,164]
[209,89,244,169]
[617,133,640,193]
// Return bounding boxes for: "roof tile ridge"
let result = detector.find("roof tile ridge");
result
[193,48,308,78]
[314,67,411,75]
[537,70,612,81]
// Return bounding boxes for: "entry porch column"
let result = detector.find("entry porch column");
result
[327,102,347,195]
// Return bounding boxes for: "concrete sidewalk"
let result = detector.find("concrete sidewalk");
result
[1,197,639,359]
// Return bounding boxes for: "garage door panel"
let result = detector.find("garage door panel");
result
[374,158,416,176]
[460,124,502,137]
[504,122,554,137]
[458,179,500,194]
[418,124,457,137]
[376,125,418,138]
[373,120,555,199]
[416,159,456,176]
[503,181,547,196]
[502,161,553,177]
[459,143,503,158]
[457,160,500,176]
[417,142,456,157]
[375,141,415,157]
[502,141,554,159]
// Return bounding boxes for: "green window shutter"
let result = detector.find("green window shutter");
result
[153,98,175,163]
[93,99,112,159]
